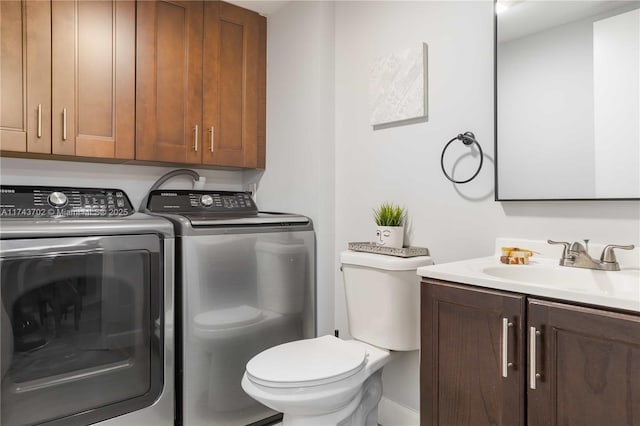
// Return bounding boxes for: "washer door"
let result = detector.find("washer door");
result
[0,234,164,426]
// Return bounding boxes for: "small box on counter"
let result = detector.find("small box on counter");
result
[500,247,534,265]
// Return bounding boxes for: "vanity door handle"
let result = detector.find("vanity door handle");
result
[209,126,214,152]
[501,318,514,378]
[529,326,542,390]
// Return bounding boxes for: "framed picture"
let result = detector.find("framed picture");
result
[369,43,428,128]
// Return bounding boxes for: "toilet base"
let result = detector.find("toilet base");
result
[282,370,383,426]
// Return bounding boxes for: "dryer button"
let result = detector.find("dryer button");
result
[48,191,68,207]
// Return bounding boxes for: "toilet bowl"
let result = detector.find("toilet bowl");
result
[242,251,433,425]
[242,335,396,425]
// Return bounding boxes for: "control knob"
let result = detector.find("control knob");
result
[48,191,68,207]
[200,194,214,207]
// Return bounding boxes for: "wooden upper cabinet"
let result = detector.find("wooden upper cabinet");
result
[136,0,204,164]
[52,0,135,159]
[202,1,266,168]
[0,0,51,154]
[136,0,266,168]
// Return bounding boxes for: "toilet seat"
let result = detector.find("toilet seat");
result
[194,305,264,330]
[246,335,367,388]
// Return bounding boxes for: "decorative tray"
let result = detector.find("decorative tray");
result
[348,242,430,258]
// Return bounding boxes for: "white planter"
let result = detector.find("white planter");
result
[375,225,404,248]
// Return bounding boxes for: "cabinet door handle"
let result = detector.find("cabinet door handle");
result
[529,326,542,390]
[502,318,514,378]
[209,126,214,152]
[62,108,67,141]
[37,104,42,138]
[194,124,199,152]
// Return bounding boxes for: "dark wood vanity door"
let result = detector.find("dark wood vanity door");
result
[527,299,640,426]
[421,279,526,426]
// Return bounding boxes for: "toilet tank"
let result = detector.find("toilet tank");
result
[340,251,433,351]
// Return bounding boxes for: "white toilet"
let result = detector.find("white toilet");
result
[241,250,433,425]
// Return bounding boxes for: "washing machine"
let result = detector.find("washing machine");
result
[0,185,174,426]
[145,189,316,426]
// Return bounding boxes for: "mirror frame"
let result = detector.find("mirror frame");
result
[493,1,640,201]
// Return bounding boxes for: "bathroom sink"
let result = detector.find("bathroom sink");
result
[416,238,640,313]
[481,264,640,295]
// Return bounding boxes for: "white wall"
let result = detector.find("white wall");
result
[265,0,640,422]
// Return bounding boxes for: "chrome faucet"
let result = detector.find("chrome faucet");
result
[548,240,635,271]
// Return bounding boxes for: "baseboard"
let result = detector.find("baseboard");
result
[378,397,419,426]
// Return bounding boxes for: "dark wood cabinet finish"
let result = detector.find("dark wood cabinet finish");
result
[422,279,640,426]
[421,279,526,426]
[0,0,51,153]
[52,0,135,159]
[137,0,266,168]
[528,298,640,426]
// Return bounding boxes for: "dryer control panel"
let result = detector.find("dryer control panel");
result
[0,186,134,218]
[147,190,258,215]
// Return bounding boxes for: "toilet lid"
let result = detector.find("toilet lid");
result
[194,305,264,330]
[245,335,367,388]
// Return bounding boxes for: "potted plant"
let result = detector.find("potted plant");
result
[373,202,406,248]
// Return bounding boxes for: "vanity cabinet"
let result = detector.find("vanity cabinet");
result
[0,0,136,159]
[136,0,266,168]
[421,279,640,426]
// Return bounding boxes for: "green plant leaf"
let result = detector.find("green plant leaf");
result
[372,202,405,226]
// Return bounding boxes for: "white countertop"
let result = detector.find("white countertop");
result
[417,238,640,313]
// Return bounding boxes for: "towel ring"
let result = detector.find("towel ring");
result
[440,131,484,184]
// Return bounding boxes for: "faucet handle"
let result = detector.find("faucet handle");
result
[600,244,635,264]
[548,240,570,258]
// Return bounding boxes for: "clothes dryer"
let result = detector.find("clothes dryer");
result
[0,185,174,426]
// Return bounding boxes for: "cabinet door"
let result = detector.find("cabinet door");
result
[202,1,266,168]
[528,299,640,426]
[0,0,51,153]
[421,280,525,426]
[136,0,203,163]
[52,0,135,159]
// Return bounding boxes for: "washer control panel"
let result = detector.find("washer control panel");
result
[147,190,257,215]
[0,186,134,218]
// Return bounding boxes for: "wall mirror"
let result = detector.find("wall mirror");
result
[495,0,640,200]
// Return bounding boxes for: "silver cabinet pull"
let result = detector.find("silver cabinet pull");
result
[37,104,42,138]
[62,108,67,141]
[194,124,199,152]
[529,326,541,389]
[209,126,214,152]
[502,318,514,378]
